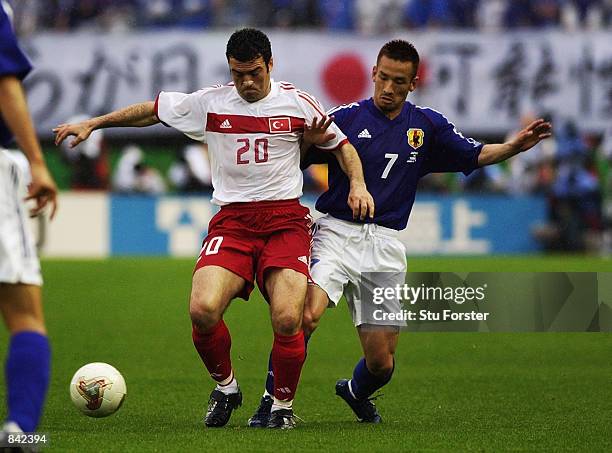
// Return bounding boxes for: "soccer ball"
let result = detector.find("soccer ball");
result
[69,363,127,417]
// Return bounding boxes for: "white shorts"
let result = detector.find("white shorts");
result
[0,150,42,286]
[309,215,406,326]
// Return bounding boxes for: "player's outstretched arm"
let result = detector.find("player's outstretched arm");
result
[53,101,159,148]
[300,116,337,160]
[333,143,375,220]
[0,75,58,219]
[478,118,552,167]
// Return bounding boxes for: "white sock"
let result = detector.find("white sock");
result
[271,397,293,412]
[2,421,23,433]
[215,373,239,394]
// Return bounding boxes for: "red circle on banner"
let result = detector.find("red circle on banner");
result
[416,58,429,87]
[321,53,368,104]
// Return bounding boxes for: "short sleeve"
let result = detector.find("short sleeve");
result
[420,109,483,176]
[297,91,348,151]
[0,6,32,80]
[326,103,356,130]
[155,90,209,142]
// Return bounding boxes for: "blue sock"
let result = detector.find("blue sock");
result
[349,357,394,400]
[5,331,51,432]
[265,333,310,396]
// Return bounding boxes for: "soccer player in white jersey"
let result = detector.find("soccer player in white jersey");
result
[54,28,374,429]
[0,1,58,441]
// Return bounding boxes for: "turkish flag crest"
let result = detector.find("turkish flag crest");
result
[268,117,291,133]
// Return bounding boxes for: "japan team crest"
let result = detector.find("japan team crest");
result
[407,128,424,150]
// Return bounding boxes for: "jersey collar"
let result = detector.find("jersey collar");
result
[236,78,279,105]
[365,98,410,123]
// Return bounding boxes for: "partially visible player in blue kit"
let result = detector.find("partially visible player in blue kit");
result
[248,39,552,425]
[0,1,58,441]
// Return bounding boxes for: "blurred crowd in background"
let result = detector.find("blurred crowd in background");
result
[5,0,611,251]
[7,0,612,35]
[55,115,612,253]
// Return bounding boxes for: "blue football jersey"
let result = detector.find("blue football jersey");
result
[0,3,33,148]
[309,98,483,230]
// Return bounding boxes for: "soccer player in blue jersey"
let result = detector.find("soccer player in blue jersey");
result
[248,39,551,425]
[0,1,58,441]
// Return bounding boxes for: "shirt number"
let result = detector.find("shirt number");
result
[236,138,269,164]
[381,153,398,179]
[202,236,223,256]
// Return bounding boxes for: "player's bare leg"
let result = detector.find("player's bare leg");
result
[264,268,307,429]
[335,326,399,423]
[0,284,50,434]
[0,284,46,334]
[357,326,398,378]
[190,265,244,331]
[190,265,246,427]
[249,282,327,428]
[302,284,329,336]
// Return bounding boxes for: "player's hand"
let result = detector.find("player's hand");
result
[348,182,375,220]
[303,116,336,147]
[53,121,94,148]
[509,118,552,152]
[26,161,58,220]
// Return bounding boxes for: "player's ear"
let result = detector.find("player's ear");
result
[409,76,419,92]
[267,57,274,73]
[371,65,377,82]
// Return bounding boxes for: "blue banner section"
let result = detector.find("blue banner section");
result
[406,195,547,254]
[111,195,169,255]
[109,194,546,256]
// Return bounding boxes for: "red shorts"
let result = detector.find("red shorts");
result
[194,199,312,301]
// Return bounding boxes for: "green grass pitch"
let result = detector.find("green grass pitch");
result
[1,256,611,452]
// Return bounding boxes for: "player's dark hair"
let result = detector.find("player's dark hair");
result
[377,40,420,75]
[226,28,272,69]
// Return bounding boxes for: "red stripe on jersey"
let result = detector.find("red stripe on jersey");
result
[297,90,318,104]
[298,94,325,117]
[316,137,349,152]
[206,113,306,134]
[280,86,296,91]
[298,90,323,109]
[154,93,170,127]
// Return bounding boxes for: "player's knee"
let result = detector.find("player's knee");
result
[302,308,321,336]
[366,353,395,378]
[272,311,302,336]
[189,293,222,330]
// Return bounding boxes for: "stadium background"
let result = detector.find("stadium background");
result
[2,1,612,451]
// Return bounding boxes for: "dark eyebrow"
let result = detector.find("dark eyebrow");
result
[232,67,262,75]
[379,70,407,83]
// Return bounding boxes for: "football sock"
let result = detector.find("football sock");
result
[349,357,394,400]
[192,320,233,384]
[5,331,50,432]
[215,372,239,395]
[271,331,306,402]
[271,398,293,412]
[265,332,310,396]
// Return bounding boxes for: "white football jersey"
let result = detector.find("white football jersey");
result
[156,79,347,205]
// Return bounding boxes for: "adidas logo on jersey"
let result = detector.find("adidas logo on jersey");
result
[219,119,232,129]
[358,129,371,139]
